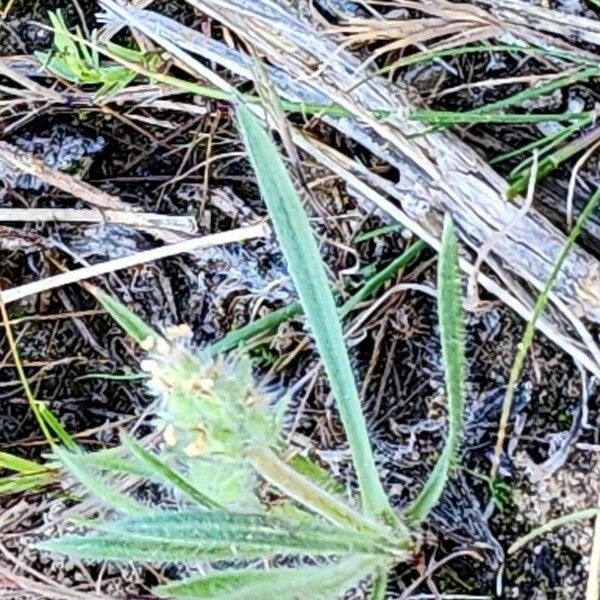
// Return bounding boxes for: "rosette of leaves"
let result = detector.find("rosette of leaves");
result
[34,71,466,598]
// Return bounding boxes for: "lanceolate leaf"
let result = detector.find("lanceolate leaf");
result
[154,555,380,599]
[55,448,149,516]
[37,510,392,563]
[406,216,465,523]
[235,101,392,521]
[121,433,221,510]
[95,290,163,347]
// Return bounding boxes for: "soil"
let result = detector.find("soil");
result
[1,1,599,599]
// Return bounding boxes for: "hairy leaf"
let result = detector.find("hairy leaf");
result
[235,100,392,521]
[155,555,379,599]
[56,448,149,515]
[38,510,391,563]
[406,216,465,523]
[121,433,221,509]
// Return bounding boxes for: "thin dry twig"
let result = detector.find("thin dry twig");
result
[0,208,197,234]
[0,223,268,305]
[0,140,194,243]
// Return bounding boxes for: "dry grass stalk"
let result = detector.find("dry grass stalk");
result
[479,0,600,48]
[0,141,193,243]
[0,208,197,234]
[0,223,268,305]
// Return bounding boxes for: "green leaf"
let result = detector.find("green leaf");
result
[235,100,393,522]
[370,566,389,600]
[492,186,600,475]
[121,433,221,509]
[406,216,465,523]
[95,290,163,347]
[508,508,600,554]
[353,223,403,243]
[211,239,425,356]
[79,447,156,479]
[0,472,56,496]
[0,453,56,495]
[38,510,391,563]
[38,404,77,451]
[55,448,149,515]
[0,452,46,474]
[288,454,346,497]
[154,556,380,599]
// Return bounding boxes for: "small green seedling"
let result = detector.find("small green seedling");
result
[36,10,157,97]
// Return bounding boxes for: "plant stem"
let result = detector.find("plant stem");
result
[491,186,600,479]
[245,445,411,546]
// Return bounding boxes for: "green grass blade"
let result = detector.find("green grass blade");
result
[507,124,600,198]
[0,452,47,474]
[339,241,426,317]
[95,290,163,347]
[406,216,465,524]
[38,404,77,451]
[210,304,303,355]
[154,556,379,599]
[466,66,599,116]
[508,508,600,554]
[0,472,56,496]
[492,186,600,476]
[370,566,389,600]
[121,433,222,509]
[55,448,149,515]
[211,240,425,355]
[490,116,593,166]
[376,44,593,76]
[287,454,346,496]
[235,100,392,521]
[353,223,403,243]
[411,110,591,126]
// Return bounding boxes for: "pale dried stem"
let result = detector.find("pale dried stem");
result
[0,140,191,243]
[0,208,196,234]
[0,224,268,305]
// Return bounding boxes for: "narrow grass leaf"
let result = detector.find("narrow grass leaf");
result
[353,223,403,243]
[121,432,221,509]
[0,472,56,496]
[154,556,379,599]
[507,125,600,198]
[235,100,392,520]
[492,187,600,476]
[509,508,600,554]
[211,240,425,355]
[210,304,303,355]
[370,566,389,600]
[339,241,426,317]
[0,452,47,474]
[288,454,346,496]
[96,290,163,347]
[56,447,148,515]
[411,110,591,126]
[38,404,77,451]
[406,216,465,523]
